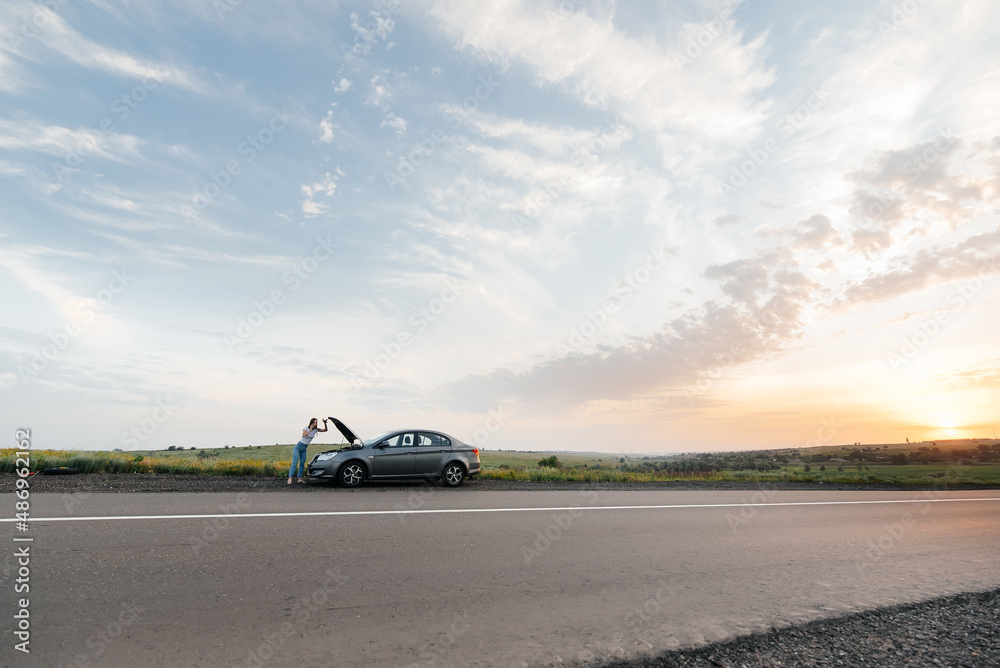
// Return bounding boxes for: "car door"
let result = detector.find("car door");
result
[370,432,416,477]
[413,432,450,475]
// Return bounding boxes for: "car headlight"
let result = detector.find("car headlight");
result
[315,453,338,462]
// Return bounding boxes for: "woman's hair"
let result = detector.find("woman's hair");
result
[308,417,318,427]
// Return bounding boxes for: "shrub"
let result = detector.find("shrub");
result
[537,455,560,468]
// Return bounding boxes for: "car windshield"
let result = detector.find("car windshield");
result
[362,431,394,446]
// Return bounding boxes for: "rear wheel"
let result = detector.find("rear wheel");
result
[338,462,366,488]
[442,462,466,487]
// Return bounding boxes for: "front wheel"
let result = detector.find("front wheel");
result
[442,463,466,487]
[338,462,366,488]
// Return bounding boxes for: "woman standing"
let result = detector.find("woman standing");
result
[288,417,328,485]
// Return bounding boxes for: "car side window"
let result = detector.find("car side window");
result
[419,433,451,447]
[382,434,414,448]
[416,434,433,446]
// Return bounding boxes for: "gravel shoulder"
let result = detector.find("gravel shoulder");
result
[599,587,1000,668]
[4,472,1000,494]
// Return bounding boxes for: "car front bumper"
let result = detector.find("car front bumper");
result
[307,460,338,478]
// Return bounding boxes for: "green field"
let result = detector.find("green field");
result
[147,444,303,462]
[3,440,999,485]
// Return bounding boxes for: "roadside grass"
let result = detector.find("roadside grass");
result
[0,448,292,476]
[476,463,1000,486]
[129,444,314,463]
[3,447,999,485]
[482,451,622,468]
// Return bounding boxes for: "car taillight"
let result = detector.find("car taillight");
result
[473,448,479,455]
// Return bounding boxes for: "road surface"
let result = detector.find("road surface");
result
[2,488,999,667]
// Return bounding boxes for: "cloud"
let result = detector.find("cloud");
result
[790,214,841,250]
[704,257,770,303]
[379,112,407,135]
[0,158,27,176]
[317,109,336,144]
[836,229,1000,308]
[348,10,395,57]
[850,228,893,256]
[0,243,99,320]
[365,71,397,108]
[333,78,353,93]
[423,0,774,176]
[301,170,342,217]
[0,48,29,93]
[935,359,1000,390]
[439,246,816,413]
[0,117,143,162]
[83,227,296,267]
[440,295,806,413]
[0,1,210,95]
[848,134,983,239]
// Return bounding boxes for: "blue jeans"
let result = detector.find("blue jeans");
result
[289,442,308,478]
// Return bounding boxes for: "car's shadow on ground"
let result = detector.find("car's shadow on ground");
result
[303,478,479,491]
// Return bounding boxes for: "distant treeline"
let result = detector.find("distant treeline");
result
[803,444,1000,465]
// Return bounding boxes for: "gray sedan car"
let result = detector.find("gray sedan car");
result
[307,417,481,487]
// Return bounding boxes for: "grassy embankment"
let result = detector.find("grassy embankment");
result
[2,440,1000,485]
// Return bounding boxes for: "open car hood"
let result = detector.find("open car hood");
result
[327,417,363,447]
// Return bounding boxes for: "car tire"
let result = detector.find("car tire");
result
[442,462,466,487]
[338,462,367,488]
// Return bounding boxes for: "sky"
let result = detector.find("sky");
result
[1,0,998,454]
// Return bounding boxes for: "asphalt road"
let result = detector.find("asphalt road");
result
[3,488,999,667]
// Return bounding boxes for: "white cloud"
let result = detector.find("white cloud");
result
[0,243,99,320]
[300,170,342,217]
[317,109,336,144]
[0,158,27,176]
[366,72,394,108]
[0,1,210,94]
[423,0,774,174]
[333,78,353,93]
[0,117,143,162]
[0,48,29,93]
[348,10,395,56]
[379,112,407,135]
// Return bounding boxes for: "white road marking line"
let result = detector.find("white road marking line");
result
[4,496,1000,523]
